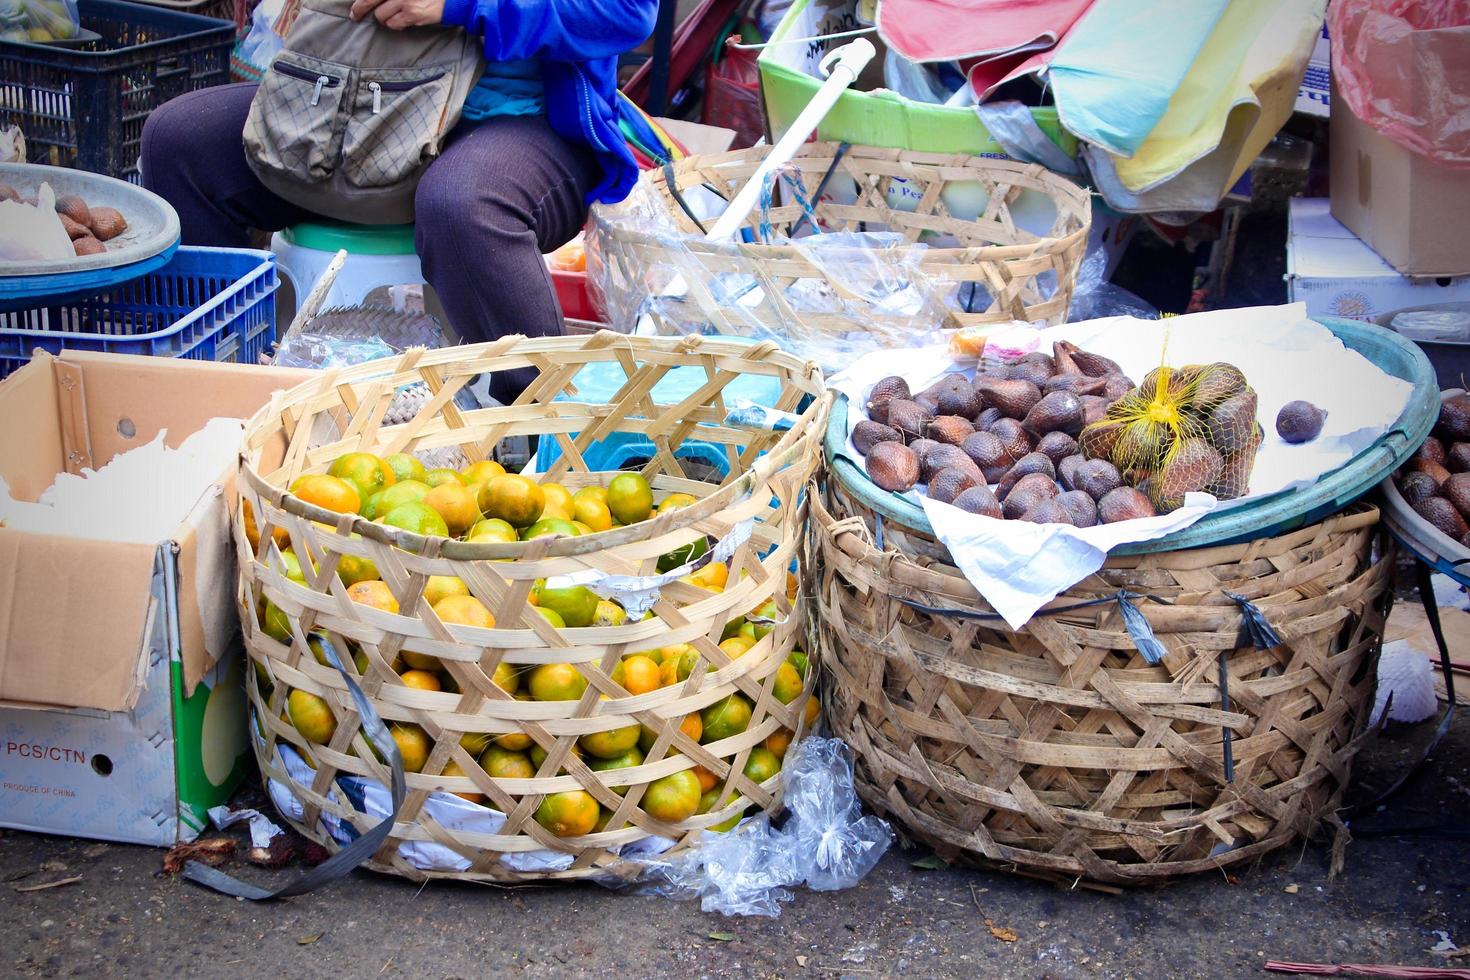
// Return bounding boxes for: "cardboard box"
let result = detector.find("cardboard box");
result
[0,351,310,845]
[1330,83,1470,277]
[1287,198,1470,322]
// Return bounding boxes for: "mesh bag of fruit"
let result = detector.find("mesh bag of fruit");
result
[1079,360,1261,513]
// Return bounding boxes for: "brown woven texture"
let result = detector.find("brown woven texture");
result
[591,143,1091,335]
[809,479,1394,886]
[234,331,827,883]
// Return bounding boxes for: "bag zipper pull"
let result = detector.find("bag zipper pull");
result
[369,81,382,114]
[310,74,328,106]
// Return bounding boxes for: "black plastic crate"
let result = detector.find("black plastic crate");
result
[0,0,234,181]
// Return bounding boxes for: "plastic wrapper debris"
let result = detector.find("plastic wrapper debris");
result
[1066,243,1158,322]
[625,737,893,916]
[1329,0,1470,168]
[1390,310,1470,344]
[0,0,80,42]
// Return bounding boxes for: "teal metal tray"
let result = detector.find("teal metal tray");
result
[824,316,1439,555]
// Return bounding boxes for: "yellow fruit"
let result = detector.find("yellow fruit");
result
[467,517,518,543]
[576,486,609,506]
[532,584,600,628]
[287,689,337,744]
[658,492,698,513]
[580,721,642,760]
[479,745,535,780]
[700,790,743,832]
[291,473,361,516]
[533,606,566,629]
[424,467,467,488]
[786,571,799,603]
[772,662,803,704]
[435,595,496,629]
[490,661,519,695]
[701,694,753,743]
[607,472,654,525]
[765,728,793,760]
[423,482,481,537]
[328,452,394,503]
[719,636,755,660]
[743,746,781,784]
[335,549,379,588]
[572,521,594,535]
[495,731,533,752]
[460,732,493,756]
[614,655,661,696]
[385,453,428,485]
[535,791,600,837]
[390,724,431,773]
[638,713,702,754]
[572,493,613,532]
[479,474,545,529]
[399,669,441,692]
[528,663,587,702]
[441,759,483,803]
[261,600,292,643]
[424,575,470,608]
[521,517,580,540]
[692,562,729,591]
[529,742,582,770]
[461,460,506,485]
[641,770,701,823]
[540,483,575,521]
[588,747,643,795]
[592,600,628,628]
[347,580,399,614]
[659,643,696,665]
[364,480,431,520]
[380,501,450,538]
[804,697,820,728]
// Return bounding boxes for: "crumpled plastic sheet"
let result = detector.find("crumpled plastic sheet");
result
[1065,241,1157,322]
[623,737,893,917]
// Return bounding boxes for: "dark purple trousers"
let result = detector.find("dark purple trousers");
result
[140,83,599,402]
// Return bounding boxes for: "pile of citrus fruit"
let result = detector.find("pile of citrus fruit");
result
[251,449,812,839]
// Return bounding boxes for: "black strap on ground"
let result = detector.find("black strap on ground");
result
[184,638,406,901]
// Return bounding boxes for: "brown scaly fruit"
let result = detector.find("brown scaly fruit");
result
[1443,473,1470,518]
[1042,374,1107,396]
[996,453,1056,500]
[1052,341,1081,376]
[1056,455,1086,492]
[1035,431,1079,465]
[1138,474,1184,514]
[1414,459,1453,487]
[1021,499,1074,525]
[1002,487,1044,521]
[88,206,128,242]
[975,378,1042,419]
[1021,391,1084,438]
[1097,486,1157,524]
[920,444,981,485]
[1081,395,1113,426]
[1005,472,1061,507]
[928,467,982,505]
[1438,396,1470,441]
[908,438,939,464]
[1187,364,1248,411]
[1415,497,1469,540]
[1444,442,1470,474]
[885,399,932,443]
[1414,436,1447,467]
[936,383,982,420]
[1206,390,1259,454]
[54,194,90,228]
[853,420,902,455]
[914,392,941,415]
[926,415,974,446]
[1102,374,1135,401]
[1276,401,1327,444]
[1159,438,1224,500]
[1056,490,1099,528]
[1078,419,1125,461]
[974,406,1004,429]
[1055,341,1124,379]
[1208,428,1262,500]
[1398,470,1442,509]
[865,376,910,424]
[953,484,1003,518]
[1073,459,1124,501]
[987,417,1033,463]
[961,431,1011,483]
[1007,353,1056,386]
[865,442,920,493]
[73,237,105,256]
[60,214,89,240]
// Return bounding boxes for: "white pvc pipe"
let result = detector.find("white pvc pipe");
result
[704,38,876,242]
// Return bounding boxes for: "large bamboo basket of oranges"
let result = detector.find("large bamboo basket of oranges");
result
[235,331,828,883]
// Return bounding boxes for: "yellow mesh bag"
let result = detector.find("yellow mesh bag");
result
[1079,361,1261,513]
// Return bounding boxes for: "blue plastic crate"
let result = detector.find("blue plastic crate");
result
[0,247,278,379]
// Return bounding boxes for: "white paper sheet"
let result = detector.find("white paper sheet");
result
[828,303,1414,628]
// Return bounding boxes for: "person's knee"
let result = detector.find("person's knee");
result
[140,94,200,190]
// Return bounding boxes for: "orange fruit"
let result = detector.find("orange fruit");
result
[347,580,399,614]
[786,571,799,603]
[694,561,729,591]
[522,517,580,540]
[479,745,535,780]
[460,732,493,756]
[572,493,613,532]
[328,452,394,503]
[615,655,661,696]
[462,459,506,485]
[700,790,743,832]
[380,501,449,538]
[423,482,481,537]
[576,485,609,507]
[291,474,361,516]
[287,689,336,744]
[533,607,566,628]
[242,498,291,553]
[641,769,701,823]
[532,584,599,627]
[440,758,483,803]
[638,713,701,753]
[691,764,719,794]
[260,600,292,643]
[495,730,533,752]
[659,643,696,665]
[580,719,642,759]
[591,600,627,627]
[399,669,441,692]
[479,474,545,529]
[490,661,519,695]
[540,483,575,521]
[772,662,803,704]
[658,492,698,513]
[587,746,643,794]
[423,575,470,608]
[385,453,428,485]
[787,650,811,680]
[424,467,468,488]
[528,663,587,702]
[467,517,518,543]
[719,636,755,660]
[535,791,600,837]
[434,594,495,629]
[803,697,820,728]
[701,694,752,743]
[364,480,431,520]
[743,746,781,784]
[388,723,431,773]
[607,472,653,525]
[529,742,582,771]
[765,728,793,760]
[572,521,595,536]
[335,549,379,589]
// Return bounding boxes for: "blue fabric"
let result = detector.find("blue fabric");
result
[441,0,658,205]
[461,58,545,120]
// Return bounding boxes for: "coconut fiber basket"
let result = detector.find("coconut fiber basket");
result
[234,332,827,883]
[809,476,1394,887]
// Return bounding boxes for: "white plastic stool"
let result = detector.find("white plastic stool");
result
[270,220,427,320]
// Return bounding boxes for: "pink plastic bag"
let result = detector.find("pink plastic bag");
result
[1329,0,1470,167]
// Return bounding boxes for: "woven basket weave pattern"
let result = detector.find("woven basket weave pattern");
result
[235,332,827,882]
[810,479,1392,885]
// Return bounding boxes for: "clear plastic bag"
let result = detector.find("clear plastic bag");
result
[0,0,80,43]
[1329,0,1470,167]
[235,0,288,77]
[1066,243,1158,322]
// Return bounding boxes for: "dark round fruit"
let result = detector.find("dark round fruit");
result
[921,444,980,484]
[1005,472,1061,507]
[1057,454,1086,492]
[1276,400,1327,444]
[928,467,982,505]
[1021,499,1073,526]
[852,420,901,455]
[865,376,910,423]
[1097,486,1157,524]
[953,485,1002,518]
[865,441,920,493]
[1397,470,1441,509]
[936,384,982,420]
[1447,442,1470,474]
[996,453,1056,500]
[1056,490,1098,528]
[1036,431,1080,465]
[1414,436,1446,466]
[1074,459,1124,501]
[927,415,975,446]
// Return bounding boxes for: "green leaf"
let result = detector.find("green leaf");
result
[911,854,948,870]
[708,932,737,942]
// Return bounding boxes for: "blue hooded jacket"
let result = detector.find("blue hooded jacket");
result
[440,0,660,206]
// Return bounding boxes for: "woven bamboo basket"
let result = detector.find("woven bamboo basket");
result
[589,143,1091,343]
[809,476,1394,887]
[234,332,828,883]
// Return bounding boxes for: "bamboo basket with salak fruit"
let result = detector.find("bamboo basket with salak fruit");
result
[235,332,827,883]
[810,478,1393,887]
